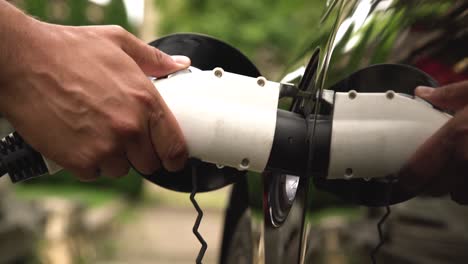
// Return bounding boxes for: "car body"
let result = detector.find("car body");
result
[218,1,468,263]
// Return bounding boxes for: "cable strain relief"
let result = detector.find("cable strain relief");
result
[0,132,48,183]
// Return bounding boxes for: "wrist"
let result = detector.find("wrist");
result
[0,2,44,84]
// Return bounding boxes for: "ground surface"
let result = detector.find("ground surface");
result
[96,185,230,264]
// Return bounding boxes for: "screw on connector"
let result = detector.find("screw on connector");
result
[348,90,357,99]
[240,158,250,170]
[344,168,353,179]
[214,68,224,78]
[386,91,395,100]
[256,77,266,87]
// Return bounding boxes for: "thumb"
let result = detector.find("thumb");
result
[415,80,468,111]
[121,34,191,77]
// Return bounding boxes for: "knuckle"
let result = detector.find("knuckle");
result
[164,139,188,163]
[151,48,165,64]
[163,142,188,171]
[438,85,456,101]
[439,87,449,99]
[150,110,165,127]
[106,25,128,40]
[69,155,97,172]
[134,89,157,109]
[95,140,119,158]
[110,116,141,138]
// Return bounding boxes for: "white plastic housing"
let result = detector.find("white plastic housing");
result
[152,68,280,172]
[44,158,62,175]
[327,91,451,180]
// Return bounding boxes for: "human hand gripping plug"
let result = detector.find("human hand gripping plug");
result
[401,80,468,204]
[0,2,191,181]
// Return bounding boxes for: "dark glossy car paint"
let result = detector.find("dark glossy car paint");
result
[149,1,467,263]
[220,1,467,263]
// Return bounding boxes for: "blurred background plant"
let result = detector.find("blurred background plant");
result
[4,0,331,214]
[1,0,464,263]
[1,1,332,263]
[156,0,328,78]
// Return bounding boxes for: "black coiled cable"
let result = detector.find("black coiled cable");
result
[190,159,207,264]
[370,177,395,264]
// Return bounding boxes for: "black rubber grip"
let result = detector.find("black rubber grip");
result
[0,132,48,183]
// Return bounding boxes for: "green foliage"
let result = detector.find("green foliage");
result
[103,0,134,33]
[23,0,48,20]
[156,0,328,74]
[14,183,120,208]
[22,170,143,200]
[20,0,134,32]
[66,0,89,26]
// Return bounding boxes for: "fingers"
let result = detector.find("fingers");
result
[111,27,191,77]
[401,111,468,204]
[129,45,190,77]
[100,154,130,178]
[414,81,468,204]
[123,76,184,174]
[149,106,188,172]
[416,80,468,111]
[70,152,129,180]
[68,25,189,177]
[422,163,454,197]
[72,135,159,180]
[70,168,99,182]
[399,118,456,194]
[450,166,468,205]
[126,124,162,175]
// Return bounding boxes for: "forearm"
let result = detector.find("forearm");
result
[0,1,40,84]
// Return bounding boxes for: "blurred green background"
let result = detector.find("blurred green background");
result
[6,0,327,204]
[156,0,327,77]
[4,1,463,264]
[1,1,331,263]
[14,0,328,76]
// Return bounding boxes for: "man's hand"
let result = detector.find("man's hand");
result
[0,2,191,180]
[401,80,468,204]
